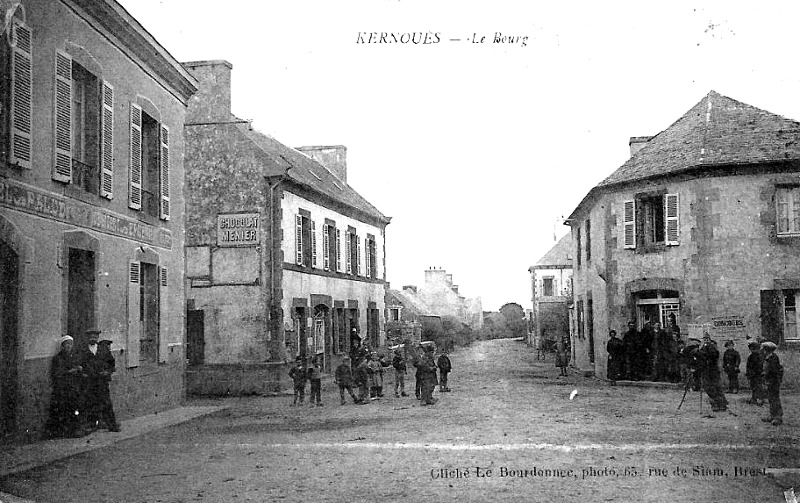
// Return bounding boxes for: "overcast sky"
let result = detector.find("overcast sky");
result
[119,0,800,311]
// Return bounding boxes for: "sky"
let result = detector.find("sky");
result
[118,0,800,311]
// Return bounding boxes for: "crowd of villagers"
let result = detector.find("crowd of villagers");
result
[289,329,452,407]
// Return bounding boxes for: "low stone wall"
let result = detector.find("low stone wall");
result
[186,362,291,396]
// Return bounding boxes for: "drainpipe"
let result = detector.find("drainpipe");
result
[266,168,291,360]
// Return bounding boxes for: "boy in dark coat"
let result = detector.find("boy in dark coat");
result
[606,330,625,382]
[307,357,323,407]
[722,340,741,394]
[289,357,307,405]
[354,357,371,404]
[335,356,358,405]
[761,342,784,426]
[437,351,452,392]
[392,349,408,397]
[745,341,765,406]
[419,345,438,405]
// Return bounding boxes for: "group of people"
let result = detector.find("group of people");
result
[289,336,453,408]
[607,320,784,426]
[606,316,684,383]
[46,328,120,438]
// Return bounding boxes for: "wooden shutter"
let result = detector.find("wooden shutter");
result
[53,50,72,182]
[335,228,342,272]
[623,200,636,249]
[364,237,371,278]
[311,220,317,268]
[128,103,143,210]
[295,214,303,265]
[760,290,783,344]
[159,124,170,220]
[100,81,114,198]
[158,266,168,363]
[665,193,679,245]
[322,224,330,270]
[357,235,362,276]
[345,231,352,274]
[127,261,141,368]
[9,20,32,169]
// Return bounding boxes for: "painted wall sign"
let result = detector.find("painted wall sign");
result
[0,178,172,249]
[217,213,260,246]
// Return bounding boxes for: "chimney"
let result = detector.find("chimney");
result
[183,60,233,123]
[296,145,348,183]
[445,274,453,286]
[403,285,417,293]
[629,136,652,157]
[452,285,459,294]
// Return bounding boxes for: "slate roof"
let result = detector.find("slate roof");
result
[532,233,572,269]
[236,121,390,225]
[389,289,440,317]
[599,90,800,187]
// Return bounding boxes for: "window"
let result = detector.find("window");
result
[623,193,679,249]
[585,219,591,262]
[346,228,360,275]
[575,227,582,269]
[294,213,316,267]
[365,234,377,279]
[53,50,114,196]
[776,187,800,236]
[389,307,400,322]
[323,223,337,271]
[785,291,798,341]
[127,261,167,366]
[129,104,169,219]
[7,19,32,169]
[576,299,584,339]
[542,277,554,297]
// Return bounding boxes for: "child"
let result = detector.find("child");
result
[288,357,307,405]
[392,349,408,397]
[335,356,358,405]
[307,357,323,407]
[761,342,784,426]
[367,352,384,398]
[555,337,568,377]
[745,341,765,406]
[722,340,740,394]
[354,357,370,404]
[437,350,452,392]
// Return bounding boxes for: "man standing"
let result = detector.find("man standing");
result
[622,321,639,380]
[606,330,625,382]
[761,342,783,426]
[392,349,408,398]
[419,345,438,405]
[698,334,728,412]
[437,350,452,392]
[81,329,120,432]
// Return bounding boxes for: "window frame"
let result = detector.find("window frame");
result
[776,186,800,237]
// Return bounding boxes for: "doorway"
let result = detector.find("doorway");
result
[0,241,19,435]
[187,309,205,366]
[68,248,96,350]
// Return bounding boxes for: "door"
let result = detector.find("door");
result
[186,309,205,366]
[68,248,95,350]
[0,241,19,435]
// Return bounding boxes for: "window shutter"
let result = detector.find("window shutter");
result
[53,49,72,183]
[100,81,114,199]
[128,103,143,210]
[665,193,679,245]
[345,231,352,274]
[357,235,362,276]
[623,200,636,249]
[159,125,170,220]
[127,261,141,368]
[322,224,330,270]
[364,237,371,278]
[158,266,168,363]
[311,220,317,268]
[335,228,342,272]
[295,214,303,265]
[9,20,32,169]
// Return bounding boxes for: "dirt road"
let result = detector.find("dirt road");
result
[1,338,797,502]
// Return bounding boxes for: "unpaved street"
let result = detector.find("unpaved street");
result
[1,338,798,502]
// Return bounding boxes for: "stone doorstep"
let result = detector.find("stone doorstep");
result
[0,405,228,479]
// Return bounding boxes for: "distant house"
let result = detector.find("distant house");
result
[568,91,800,378]
[182,61,390,394]
[417,268,483,330]
[528,234,573,348]
[385,287,442,347]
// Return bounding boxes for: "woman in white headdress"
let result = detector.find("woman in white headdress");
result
[45,335,86,438]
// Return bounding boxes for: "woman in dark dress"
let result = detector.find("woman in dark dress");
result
[45,335,86,438]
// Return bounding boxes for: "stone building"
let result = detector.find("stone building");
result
[417,267,483,330]
[182,61,390,394]
[385,287,443,347]
[528,234,573,349]
[568,91,800,379]
[0,0,197,435]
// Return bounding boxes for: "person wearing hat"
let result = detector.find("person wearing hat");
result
[45,335,86,438]
[81,329,121,432]
[680,337,702,391]
[722,340,741,394]
[418,344,438,405]
[761,341,783,426]
[698,334,728,412]
[745,340,765,406]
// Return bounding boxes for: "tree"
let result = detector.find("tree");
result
[499,303,527,339]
